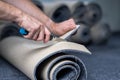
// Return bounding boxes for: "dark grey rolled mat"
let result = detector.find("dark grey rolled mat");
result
[51,5,71,23]
[0,22,22,40]
[0,23,91,80]
[73,2,102,26]
[84,2,102,26]
[90,22,111,44]
[72,2,86,24]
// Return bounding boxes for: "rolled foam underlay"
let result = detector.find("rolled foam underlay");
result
[0,23,91,80]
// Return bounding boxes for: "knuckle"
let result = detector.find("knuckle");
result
[33,26,39,31]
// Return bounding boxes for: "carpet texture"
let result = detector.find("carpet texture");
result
[0,23,90,80]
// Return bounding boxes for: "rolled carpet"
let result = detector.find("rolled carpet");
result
[66,24,91,45]
[41,1,72,22]
[0,23,91,80]
[72,2,102,26]
[51,4,71,22]
[90,22,111,44]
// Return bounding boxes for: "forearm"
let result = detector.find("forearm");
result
[2,0,76,36]
[0,1,23,23]
[3,0,55,30]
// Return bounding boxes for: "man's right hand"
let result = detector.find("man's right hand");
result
[16,13,50,42]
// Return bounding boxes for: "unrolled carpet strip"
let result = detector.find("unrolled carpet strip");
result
[0,23,91,80]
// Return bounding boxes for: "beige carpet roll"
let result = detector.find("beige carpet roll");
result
[0,23,91,80]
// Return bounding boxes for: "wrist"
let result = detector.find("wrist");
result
[45,19,56,33]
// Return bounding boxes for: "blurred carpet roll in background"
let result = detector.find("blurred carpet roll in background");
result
[41,0,82,23]
[31,0,103,25]
[35,0,75,22]
[90,22,111,45]
[0,22,21,40]
[72,1,86,24]
[67,23,91,45]
[50,4,71,22]
[85,2,102,26]
[73,2,102,26]
[0,23,91,80]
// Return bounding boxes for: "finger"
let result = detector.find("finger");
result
[32,30,40,40]
[44,33,50,43]
[44,28,51,43]
[24,31,33,39]
[37,26,45,41]
[24,29,35,39]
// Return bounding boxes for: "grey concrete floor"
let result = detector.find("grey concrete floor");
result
[0,34,120,80]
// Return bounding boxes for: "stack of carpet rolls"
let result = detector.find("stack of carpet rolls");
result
[32,0,111,45]
[71,1,111,45]
[32,0,78,22]
[0,22,91,80]
[32,0,102,24]
[72,2,102,26]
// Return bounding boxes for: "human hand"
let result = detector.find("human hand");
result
[44,27,51,43]
[49,18,76,36]
[16,13,50,42]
